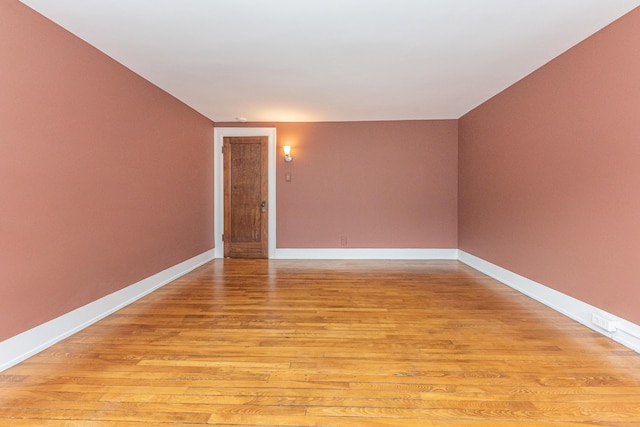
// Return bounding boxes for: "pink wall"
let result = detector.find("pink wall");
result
[216,121,458,248]
[0,1,214,341]
[459,8,640,324]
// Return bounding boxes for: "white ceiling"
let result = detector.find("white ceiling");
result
[19,0,640,122]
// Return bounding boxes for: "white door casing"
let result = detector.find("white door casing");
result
[214,127,276,258]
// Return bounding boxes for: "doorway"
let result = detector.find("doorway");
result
[213,127,276,259]
[223,136,268,258]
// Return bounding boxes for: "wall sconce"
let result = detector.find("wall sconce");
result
[283,145,293,162]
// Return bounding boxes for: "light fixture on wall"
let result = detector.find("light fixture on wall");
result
[283,145,293,162]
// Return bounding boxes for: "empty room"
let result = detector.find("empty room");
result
[2,0,640,425]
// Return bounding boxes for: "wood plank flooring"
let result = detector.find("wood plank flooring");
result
[1,259,640,426]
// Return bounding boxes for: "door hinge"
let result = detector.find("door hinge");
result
[221,234,224,242]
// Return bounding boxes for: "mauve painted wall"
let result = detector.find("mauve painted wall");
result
[217,121,458,248]
[459,8,640,324]
[0,1,214,341]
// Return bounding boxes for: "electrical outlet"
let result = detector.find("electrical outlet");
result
[340,236,348,246]
[591,313,617,332]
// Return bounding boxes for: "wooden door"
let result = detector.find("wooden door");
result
[223,136,268,258]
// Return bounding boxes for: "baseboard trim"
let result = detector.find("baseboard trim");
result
[3,248,638,372]
[458,250,640,353]
[0,249,215,373]
[275,248,459,260]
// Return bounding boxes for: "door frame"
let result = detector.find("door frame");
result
[214,127,276,259]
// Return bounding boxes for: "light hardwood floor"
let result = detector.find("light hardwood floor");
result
[1,259,640,426]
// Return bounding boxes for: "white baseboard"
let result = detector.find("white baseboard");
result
[4,248,637,373]
[458,250,640,353]
[0,249,215,373]
[275,248,459,260]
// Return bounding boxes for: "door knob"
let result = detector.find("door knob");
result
[261,201,266,212]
